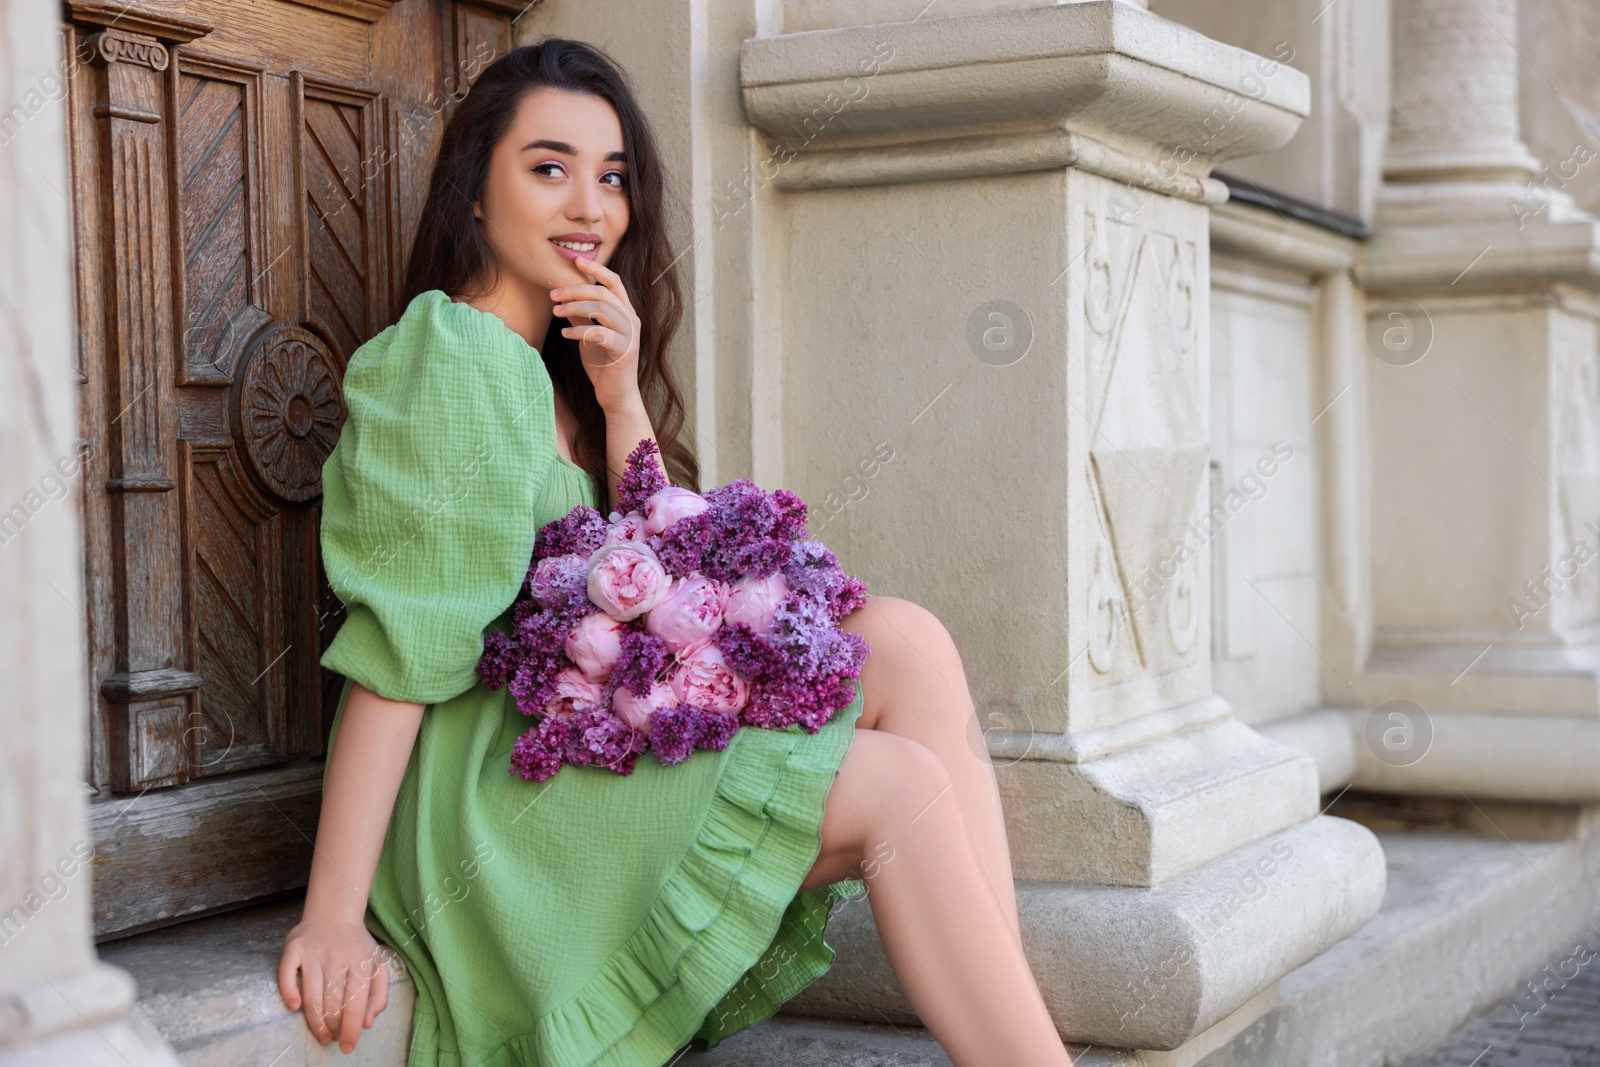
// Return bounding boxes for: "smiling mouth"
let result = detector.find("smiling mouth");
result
[552,239,599,253]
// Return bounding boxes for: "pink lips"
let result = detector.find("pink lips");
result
[551,234,601,263]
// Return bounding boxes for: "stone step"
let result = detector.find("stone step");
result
[95,807,1600,1067]
[92,895,1122,1066]
[1197,810,1600,1066]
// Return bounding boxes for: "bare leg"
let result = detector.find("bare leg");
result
[801,729,1072,1067]
[840,596,1022,942]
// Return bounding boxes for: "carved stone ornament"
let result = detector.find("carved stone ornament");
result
[87,29,170,70]
[232,327,346,502]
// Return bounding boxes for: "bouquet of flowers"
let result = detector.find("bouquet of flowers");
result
[478,439,870,782]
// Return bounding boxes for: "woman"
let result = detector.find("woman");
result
[276,37,1074,1067]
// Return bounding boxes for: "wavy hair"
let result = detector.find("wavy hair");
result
[398,37,699,495]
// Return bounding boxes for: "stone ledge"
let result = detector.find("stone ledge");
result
[1257,707,1600,803]
[97,896,415,1065]
[786,814,1386,1050]
[1198,808,1600,1066]
[93,813,1597,1067]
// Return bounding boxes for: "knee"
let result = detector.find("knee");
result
[863,595,965,676]
[869,732,954,827]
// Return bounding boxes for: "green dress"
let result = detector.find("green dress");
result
[318,290,866,1067]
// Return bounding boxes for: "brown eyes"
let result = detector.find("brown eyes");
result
[532,162,627,188]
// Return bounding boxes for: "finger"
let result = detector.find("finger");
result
[576,258,634,308]
[278,944,302,1010]
[302,961,328,1041]
[365,959,391,1027]
[563,325,627,363]
[321,967,349,1045]
[574,255,619,287]
[554,299,625,329]
[551,282,611,302]
[338,967,367,1053]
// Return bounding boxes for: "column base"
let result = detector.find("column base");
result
[0,962,181,1067]
[997,712,1322,886]
[787,814,1386,1050]
[1264,706,1600,803]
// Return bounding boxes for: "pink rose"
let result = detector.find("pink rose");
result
[645,575,729,653]
[723,572,790,635]
[545,668,603,717]
[668,642,749,714]
[564,612,625,681]
[604,511,650,545]
[586,542,671,620]
[642,486,710,536]
[529,553,586,607]
[612,679,678,734]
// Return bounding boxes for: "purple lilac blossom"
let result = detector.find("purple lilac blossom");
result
[617,438,670,514]
[646,704,703,765]
[784,540,870,620]
[491,446,871,780]
[612,627,670,697]
[696,709,740,751]
[533,505,609,562]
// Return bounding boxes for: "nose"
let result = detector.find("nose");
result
[568,173,604,224]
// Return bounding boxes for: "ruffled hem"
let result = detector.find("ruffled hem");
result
[403,685,865,1067]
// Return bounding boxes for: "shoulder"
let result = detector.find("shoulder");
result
[341,291,552,421]
[349,290,537,377]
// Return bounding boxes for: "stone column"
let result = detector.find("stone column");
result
[1350,0,1600,799]
[740,3,1385,1056]
[0,2,180,1064]
[1385,0,1538,180]
[1377,0,1581,226]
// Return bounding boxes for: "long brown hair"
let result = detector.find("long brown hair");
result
[399,37,699,496]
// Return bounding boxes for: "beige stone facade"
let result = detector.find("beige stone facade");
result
[3,0,1597,1064]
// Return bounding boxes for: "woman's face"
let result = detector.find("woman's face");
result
[475,87,630,296]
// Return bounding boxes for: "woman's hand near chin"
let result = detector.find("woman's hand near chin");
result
[278,915,392,1053]
[551,253,667,507]
[550,254,643,416]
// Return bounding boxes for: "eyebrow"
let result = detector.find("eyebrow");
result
[520,138,627,162]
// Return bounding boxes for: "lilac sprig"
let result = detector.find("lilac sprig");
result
[612,627,670,697]
[510,708,647,780]
[533,505,608,563]
[617,438,670,515]
[784,540,870,620]
[713,597,870,734]
[654,479,804,583]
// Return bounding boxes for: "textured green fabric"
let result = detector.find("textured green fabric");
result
[319,290,865,1067]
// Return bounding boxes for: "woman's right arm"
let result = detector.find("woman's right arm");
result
[277,681,424,1054]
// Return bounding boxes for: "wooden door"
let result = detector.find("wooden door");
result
[63,0,523,940]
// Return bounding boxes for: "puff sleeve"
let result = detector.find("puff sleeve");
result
[318,290,556,706]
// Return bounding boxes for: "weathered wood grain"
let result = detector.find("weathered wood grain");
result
[67,0,515,941]
[88,763,325,940]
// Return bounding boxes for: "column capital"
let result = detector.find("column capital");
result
[740,0,1308,201]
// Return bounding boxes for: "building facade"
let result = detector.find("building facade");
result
[1,0,1596,1064]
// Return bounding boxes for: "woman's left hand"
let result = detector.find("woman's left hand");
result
[551,257,643,416]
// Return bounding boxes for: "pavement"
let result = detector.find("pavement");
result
[1400,930,1600,1067]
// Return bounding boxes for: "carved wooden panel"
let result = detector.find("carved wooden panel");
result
[296,75,385,359]
[233,326,347,502]
[175,54,269,384]
[183,442,287,777]
[66,0,518,939]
